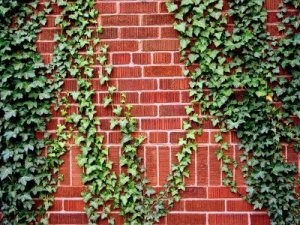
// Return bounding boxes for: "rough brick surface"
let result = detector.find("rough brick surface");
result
[36,0,300,224]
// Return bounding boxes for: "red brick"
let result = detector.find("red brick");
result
[64,200,85,211]
[197,147,208,186]
[227,200,254,211]
[142,14,174,25]
[141,118,181,130]
[109,146,120,175]
[109,132,121,144]
[186,152,196,186]
[149,132,168,143]
[49,213,87,224]
[140,92,180,103]
[41,54,52,64]
[160,105,185,117]
[101,15,139,26]
[36,41,55,53]
[59,151,70,185]
[160,78,189,90]
[161,27,179,38]
[131,105,157,117]
[170,131,185,144]
[172,201,185,211]
[209,146,222,185]
[99,27,118,39]
[158,146,170,185]
[195,131,209,143]
[62,79,77,91]
[167,213,206,225]
[71,146,83,186]
[265,0,281,10]
[96,105,113,117]
[173,52,181,63]
[112,53,131,65]
[267,12,279,23]
[153,53,172,64]
[202,120,214,129]
[159,2,168,13]
[251,214,270,225]
[210,131,231,143]
[144,64,181,77]
[181,91,191,103]
[120,2,157,13]
[91,78,114,92]
[118,79,157,91]
[48,200,63,211]
[103,41,139,52]
[45,15,58,27]
[55,187,84,197]
[181,187,207,198]
[267,24,281,36]
[112,92,139,104]
[231,132,240,143]
[145,146,158,186]
[112,66,141,78]
[143,40,179,51]
[186,200,225,211]
[209,214,248,225]
[39,28,60,40]
[132,53,151,65]
[46,119,58,131]
[287,146,299,166]
[95,2,116,14]
[120,27,159,39]
[208,187,239,198]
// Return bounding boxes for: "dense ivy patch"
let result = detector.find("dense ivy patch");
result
[0,1,57,224]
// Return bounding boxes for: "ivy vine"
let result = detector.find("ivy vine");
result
[167,0,300,224]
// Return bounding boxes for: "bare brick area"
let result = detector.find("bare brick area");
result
[36,0,299,224]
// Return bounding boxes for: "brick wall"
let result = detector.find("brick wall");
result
[37,0,299,224]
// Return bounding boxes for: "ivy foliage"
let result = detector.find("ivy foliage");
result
[0,1,58,224]
[167,0,300,224]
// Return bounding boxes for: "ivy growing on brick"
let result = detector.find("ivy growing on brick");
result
[167,0,300,224]
[2,0,299,224]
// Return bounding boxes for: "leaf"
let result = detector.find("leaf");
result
[181,0,193,6]
[108,86,116,95]
[71,91,80,100]
[255,90,267,97]
[193,19,206,28]
[97,55,107,65]
[103,96,112,107]
[0,167,12,180]
[185,106,194,115]
[166,2,178,13]
[214,134,222,143]
[113,105,122,116]
[216,150,223,160]
[19,176,33,186]
[174,22,186,33]
[100,75,109,85]
[105,65,113,75]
